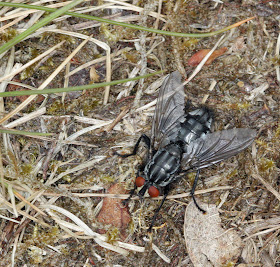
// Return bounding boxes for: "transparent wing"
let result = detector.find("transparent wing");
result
[151,71,186,149]
[181,128,257,170]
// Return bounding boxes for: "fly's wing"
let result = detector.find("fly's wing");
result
[181,128,257,170]
[151,71,186,149]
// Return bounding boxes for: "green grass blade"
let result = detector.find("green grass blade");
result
[0,2,254,39]
[0,71,163,97]
[0,0,85,55]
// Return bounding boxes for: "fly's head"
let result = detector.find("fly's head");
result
[135,176,160,198]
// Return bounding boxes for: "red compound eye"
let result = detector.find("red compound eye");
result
[148,186,160,197]
[135,176,145,187]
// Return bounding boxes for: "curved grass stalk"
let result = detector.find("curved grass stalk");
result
[0,2,254,45]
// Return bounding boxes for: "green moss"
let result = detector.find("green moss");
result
[24,224,61,261]
[79,99,100,115]
[258,158,275,173]
[181,38,199,51]
[123,51,139,64]
[275,125,280,138]
[226,169,238,179]
[38,57,55,71]
[48,161,71,182]
[106,227,120,243]
[0,28,18,43]
[100,24,119,43]
[20,163,33,176]
[39,32,75,45]
[271,56,280,66]
[222,261,236,267]
[187,172,196,184]
[47,99,65,115]
[20,66,36,80]
[100,175,115,184]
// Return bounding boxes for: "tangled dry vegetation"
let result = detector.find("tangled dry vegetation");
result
[0,0,280,266]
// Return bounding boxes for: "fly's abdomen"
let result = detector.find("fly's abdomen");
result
[144,144,182,187]
[177,107,212,145]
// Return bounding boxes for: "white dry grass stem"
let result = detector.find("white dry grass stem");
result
[276,32,280,82]
[0,1,73,22]
[8,183,18,218]
[74,116,113,125]
[184,34,225,85]
[49,121,110,158]
[42,185,233,200]
[53,2,116,22]
[0,195,51,228]
[5,107,46,128]
[0,47,15,104]
[11,234,19,267]
[152,243,171,263]
[245,83,269,101]
[201,79,217,104]
[0,14,28,32]
[104,0,165,21]
[243,226,280,241]
[252,173,280,202]
[66,47,132,78]
[27,28,111,105]
[45,156,106,185]
[42,204,145,255]
[62,62,70,103]
[0,214,20,224]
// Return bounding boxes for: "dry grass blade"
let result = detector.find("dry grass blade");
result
[45,156,106,185]
[7,184,18,217]
[42,204,144,255]
[13,190,47,216]
[275,32,280,82]
[0,2,69,21]
[5,107,46,128]
[152,243,171,263]
[0,195,51,228]
[252,173,280,202]
[184,34,225,85]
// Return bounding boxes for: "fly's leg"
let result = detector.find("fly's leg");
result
[114,134,151,158]
[148,185,170,232]
[191,169,206,213]
[122,183,137,205]
[116,135,150,205]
